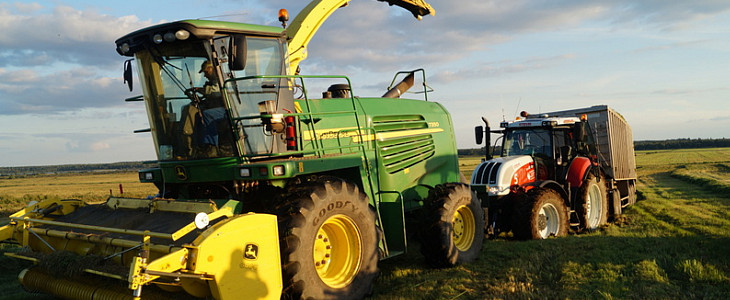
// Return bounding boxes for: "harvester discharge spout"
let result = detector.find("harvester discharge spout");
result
[382,72,415,98]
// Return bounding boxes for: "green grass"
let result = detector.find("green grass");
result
[370,148,730,299]
[1,148,730,299]
[0,171,157,216]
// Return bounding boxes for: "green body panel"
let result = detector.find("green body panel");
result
[292,96,460,254]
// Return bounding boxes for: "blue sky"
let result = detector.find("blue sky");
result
[1,0,729,167]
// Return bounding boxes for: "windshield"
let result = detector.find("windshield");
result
[135,41,235,161]
[135,36,291,161]
[502,128,553,157]
[221,37,293,156]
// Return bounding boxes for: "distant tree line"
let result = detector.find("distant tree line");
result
[459,138,730,156]
[0,161,156,177]
[634,138,730,150]
[2,138,728,176]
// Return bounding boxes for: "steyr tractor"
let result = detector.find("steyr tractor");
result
[0,1,485,299]
[471,105,637,239]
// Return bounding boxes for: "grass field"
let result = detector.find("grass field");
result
[1,148,729,299]
[0,172,157,216]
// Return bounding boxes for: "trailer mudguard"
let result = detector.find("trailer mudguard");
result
[566,157,592,188]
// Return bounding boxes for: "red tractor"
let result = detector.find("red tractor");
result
[471,105,637,239]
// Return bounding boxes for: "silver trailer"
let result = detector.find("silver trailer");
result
[543,105,637,207]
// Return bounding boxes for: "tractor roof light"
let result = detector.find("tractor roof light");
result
[542,120,557,127]
[119,43,130,54]
[175,29,190,40]
[152,33,164,44]
[163,32,176,42]
[580,114,588,121]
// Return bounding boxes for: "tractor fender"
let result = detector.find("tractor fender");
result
[566,157,592,188]
[521,180,569,205]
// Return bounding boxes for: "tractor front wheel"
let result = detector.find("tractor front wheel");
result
[513,188,569,239]
[420,183,484,268]
[279,178,379,299]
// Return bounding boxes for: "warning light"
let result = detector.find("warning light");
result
[580,114,587,121]
[520,111,529,118]
[278,9,289,28]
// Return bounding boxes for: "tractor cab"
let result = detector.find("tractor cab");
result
[116,20,295,162]
[473,111,598,198]
[498,112,596,183]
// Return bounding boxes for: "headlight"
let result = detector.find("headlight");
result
[139,172,154,181]
[240,168,251,177]
[488,186,499,195]
[273,165,285,176]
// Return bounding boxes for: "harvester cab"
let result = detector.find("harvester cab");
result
[1,1,488,300]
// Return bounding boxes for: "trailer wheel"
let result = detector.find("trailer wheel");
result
[577,173,608,231]
[513,188,568,239]
[420,183,484,268]
[279,178,379,299]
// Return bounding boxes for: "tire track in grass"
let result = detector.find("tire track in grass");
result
[638,170,730,236]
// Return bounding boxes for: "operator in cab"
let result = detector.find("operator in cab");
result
[183,60,232,157]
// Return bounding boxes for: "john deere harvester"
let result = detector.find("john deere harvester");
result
[0,1,484,299]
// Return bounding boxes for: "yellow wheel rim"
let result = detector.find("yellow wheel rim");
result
[313,214,362,288]
[452,205,476,251]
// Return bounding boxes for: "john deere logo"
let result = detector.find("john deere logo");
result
[244,243,258,260]
[174,165,188,180]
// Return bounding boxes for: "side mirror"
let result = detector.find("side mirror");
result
[475,126,484,145]
[229,35,247,71]
[573,122,586,143]
[123,59,133,92]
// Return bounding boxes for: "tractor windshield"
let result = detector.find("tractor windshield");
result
[502,128,553,158]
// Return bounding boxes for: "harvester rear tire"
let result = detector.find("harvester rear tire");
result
[279,178,379,300]
[419,183,484,268]
[577,173,608,231]
[512,188,568,239]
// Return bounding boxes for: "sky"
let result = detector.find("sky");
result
[1,0,729,167]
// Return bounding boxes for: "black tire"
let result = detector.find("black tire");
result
[609,188,622,221]
[279,178,379,300]
[576,173,609,231]
[420,183,485,268]
[512,188,569,240]
[627,180,637,205]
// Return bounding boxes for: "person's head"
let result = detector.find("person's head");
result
[199,60,215,80]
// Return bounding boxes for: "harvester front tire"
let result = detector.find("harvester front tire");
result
[420,183,484,268]
[513,188,568,239]
[280,178,379,300]
[577,173,608,231]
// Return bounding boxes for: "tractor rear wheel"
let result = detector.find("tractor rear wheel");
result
[577,173,608,231]
[513,188,568,239]
[279,178,379,299]
[420,183,484,268]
